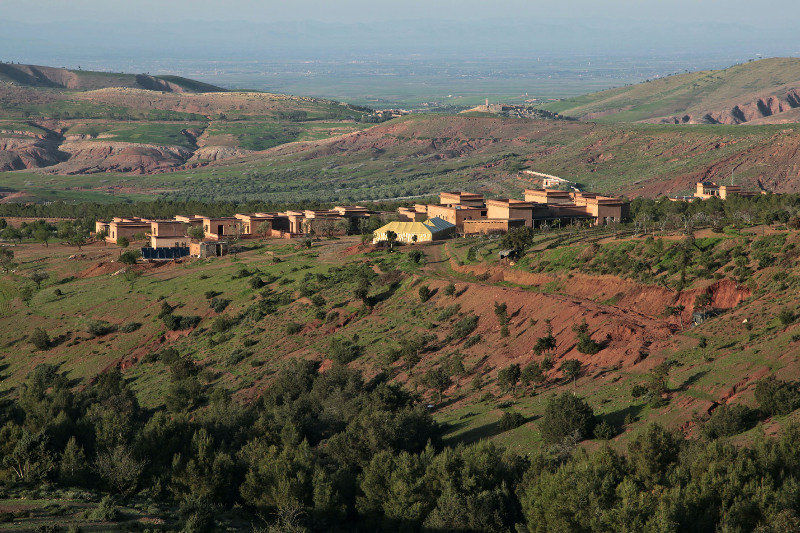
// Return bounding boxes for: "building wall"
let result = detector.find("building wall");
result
[107,223,149,242]
[151,235,190,248]
[462,219,524,234]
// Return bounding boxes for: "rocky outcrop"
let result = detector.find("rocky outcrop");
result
[188,145,252,162]
[657,87,800,125]
[42,141,193,174]
[0,137,65,170]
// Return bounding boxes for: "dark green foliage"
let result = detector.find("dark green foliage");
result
[30,327,50,350]
[778,307,796,326]
[408,250,423,263]
[327,335,363,364]
[436,304,461,322]
[422,367,452,403]
[248,276,265,289]
[559,359,582,383]
[521,362,544,386]
[539,392,596,444]
[443,282,456,296]
[452,314,479,340]
[117,250,139,265]
[418,285,433,302]
[286,321,303,335]
[533,321,557,355]
[498,411,525,431]
[494,301,509,325]
[500,226,535,253]
[572,320,601,355]
[120,322,141,333]
[211,315,237,333]
[87,320,117,337]
[463,334,482,348]
[497,364,521,393]
[755,377,800,416]
[593,420,617,440]
[209,297,230,313]
[703,404,758,439]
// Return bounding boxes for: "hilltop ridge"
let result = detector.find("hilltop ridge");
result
[538,57,800,125]
[0,62,226,93]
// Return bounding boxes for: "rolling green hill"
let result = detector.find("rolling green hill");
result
[539,57,800,124]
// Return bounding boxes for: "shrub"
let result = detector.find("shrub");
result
[464,334,482,348]
[204,290,221,299]
[539,392,596,444]
[443,282,456,296]
[418,285,433,302]
[631,384,648,398]
[497,364,521,392]
[779,307,796,326]
[408,250,423,263]
[452,314,479,339]
[328,335,363,364]
[437,304,461,322]
[498,411,525,431]
[116,236,129,248]
[754,377,800,416]
[88,495,120,522]
[286,321,303,335]
[702,404,758,439]
[118,250,139,265]
[211,316,237,334]
[593,420,617,440]
[521,362,544,386]
[209,297,230,313]
[500,325,510,338]
[120,322,141,333]
[310,294,326,307]
[573,320,601,355]
[30,327,50,350]
[87,320,117,337]
[494,302,509,325]
[249,276,265,289]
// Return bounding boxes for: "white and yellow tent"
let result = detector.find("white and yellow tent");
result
[373,217,455,244]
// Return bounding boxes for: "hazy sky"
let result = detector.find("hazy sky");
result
[6,0,800,25]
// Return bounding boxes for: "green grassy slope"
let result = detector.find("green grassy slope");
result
[539,57,800,123]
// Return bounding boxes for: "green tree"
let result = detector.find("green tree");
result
[33,226,50,247]
[385,230,398,251]
[188,226,205,241]
[30,327,50,350]
[0,248,15,273]
[30,269,49,290]
[116,235,130,248]
[497,364,521,393]
[559,359,582,385]
[422,367,452,404]
[539,392,596,444]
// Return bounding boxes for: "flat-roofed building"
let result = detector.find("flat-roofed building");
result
[398,206,427,222]
[202,217,241,240]
[148,220,189,248]
[95,220,110,234]
[439,191,485,208]
[426,204,486,230]
[235,213,273,237]
[174,215,205,228]
[524,189,573,205]
[486,199,536,227]
[570,192,630,225]
[462,218,526,235]
[107,219,151,243]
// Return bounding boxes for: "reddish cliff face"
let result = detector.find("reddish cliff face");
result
[0,137,65,171]
[656,88,800,125]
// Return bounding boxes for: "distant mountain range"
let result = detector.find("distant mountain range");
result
[0,62,225,93]
[539,57,800,125]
